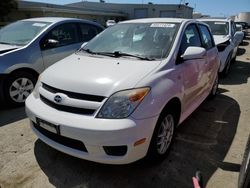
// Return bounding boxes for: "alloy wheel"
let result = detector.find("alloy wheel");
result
[156,114,175,155]
[9,77,34,103]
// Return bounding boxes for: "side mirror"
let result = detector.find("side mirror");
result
[81,42,88,49]
[181,46,206,60]
[43,39,59,49]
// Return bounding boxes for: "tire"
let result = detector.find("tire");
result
[208,73,219,99]
[239,135,250,188]
[3,71,37,106]
[146,108,176,163]
[221,56,232,78]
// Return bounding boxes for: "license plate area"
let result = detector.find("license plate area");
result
[37,118,60,134]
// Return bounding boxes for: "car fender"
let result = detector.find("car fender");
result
[132,68,183,120]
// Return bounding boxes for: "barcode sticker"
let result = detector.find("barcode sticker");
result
[150,23,175,28]
[33,23,47,27]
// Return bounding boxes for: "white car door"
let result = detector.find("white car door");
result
[177,24,207,112]
[40,23,81,69]
[198,24,219,93]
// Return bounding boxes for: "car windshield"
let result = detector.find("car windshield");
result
[82,22,180,60]
[0,21,51,46]
[204,21,229,35]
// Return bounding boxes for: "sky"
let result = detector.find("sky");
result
[25,0,250,17]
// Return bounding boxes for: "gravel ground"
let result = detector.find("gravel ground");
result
[0,32,250,188]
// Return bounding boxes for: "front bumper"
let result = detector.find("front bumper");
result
[26,94,158,164]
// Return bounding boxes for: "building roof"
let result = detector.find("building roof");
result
[19,1,127,17]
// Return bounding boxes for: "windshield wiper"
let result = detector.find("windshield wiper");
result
[113,51,155,61]
[0,42,16,45]
[96,51,155,60]
[80,49,155,60]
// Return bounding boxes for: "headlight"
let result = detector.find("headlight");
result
[96,87,150,119]
[33,75,42,99]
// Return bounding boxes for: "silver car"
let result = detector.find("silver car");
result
[0,17,104,106]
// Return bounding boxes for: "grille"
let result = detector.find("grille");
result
[42,83,105,102]
[40,95,95,115]
[33,122,88,152]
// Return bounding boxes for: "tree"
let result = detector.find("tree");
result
[0,0,17,21]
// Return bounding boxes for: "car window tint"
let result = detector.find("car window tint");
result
[180,24,201,55]
[79,24,102,42]
[199,25,214,49]
[46,23,78,47]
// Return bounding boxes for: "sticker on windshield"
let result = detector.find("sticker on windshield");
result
[32,23,47,27]
[214,22,226,25]
[150,23,175,28]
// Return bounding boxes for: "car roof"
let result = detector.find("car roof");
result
[198,18,231,22]
[22,17,88,23]
[120,18,188,24]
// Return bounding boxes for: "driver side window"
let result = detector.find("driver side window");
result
[179,24,202,56]
[41,23,78,50]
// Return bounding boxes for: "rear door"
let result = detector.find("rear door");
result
[40,22,81,69]
[78,23,103,43]
[177,24,207,112]
[198,24,218,93]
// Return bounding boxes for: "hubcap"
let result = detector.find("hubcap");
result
[157,114,174,155]
[212,75,219,95]
[9,78,34,103]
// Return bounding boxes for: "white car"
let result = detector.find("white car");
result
[199,18,243,77]
[106,20,116,27]
[26,18,220,164]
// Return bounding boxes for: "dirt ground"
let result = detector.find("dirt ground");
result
[0,32,250,188]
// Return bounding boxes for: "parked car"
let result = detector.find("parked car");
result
[236,24,245,43]
[106,20,116,27]
[199,18,243,77]
[0,17,104,106]
[26,18,220,164]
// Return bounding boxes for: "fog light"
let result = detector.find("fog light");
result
[103,145,127,156]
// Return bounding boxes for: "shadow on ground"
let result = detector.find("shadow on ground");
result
[220,60,250,85]
[34,93,240,188]
[237,48,246,56]
[239,41,249,47]
[0,105,26,127]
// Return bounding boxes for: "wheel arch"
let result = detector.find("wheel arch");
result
[160,97,182,127]
[8,68,39,79]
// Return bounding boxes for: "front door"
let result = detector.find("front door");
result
[177,24,207,112]
[40,23,81,69]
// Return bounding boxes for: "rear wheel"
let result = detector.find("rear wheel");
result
[146,109,176,162]
[3,71,36,106]
[209,73,219,99]
[221,56,231,77]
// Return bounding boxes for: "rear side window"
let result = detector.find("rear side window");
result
[78,24,103,42]
[199,24,214,50]
[179,24,202,55]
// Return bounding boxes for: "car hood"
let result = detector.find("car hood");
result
[0,44,19,54]
[213,35,231,45]
[41,54,161,97]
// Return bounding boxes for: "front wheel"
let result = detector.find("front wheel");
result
[3,71,36,106]
[146,109,175,162]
